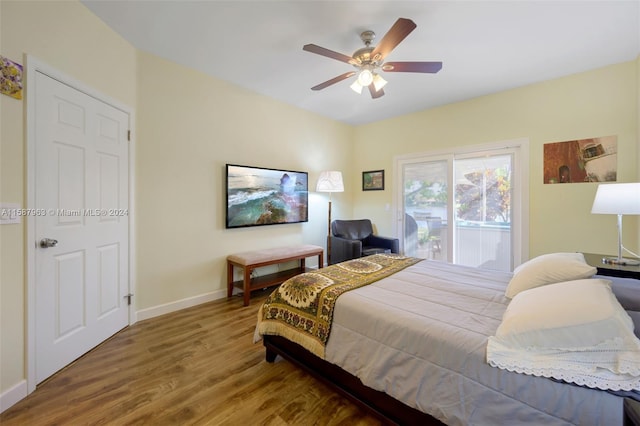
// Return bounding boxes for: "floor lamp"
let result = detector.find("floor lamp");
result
[316,171,344,265]
[591,182,640,266]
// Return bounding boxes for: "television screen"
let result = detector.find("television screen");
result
[226,164,309,228]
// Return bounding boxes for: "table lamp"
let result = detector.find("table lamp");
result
[591,182,640,266]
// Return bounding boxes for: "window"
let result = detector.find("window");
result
[395,139,528,271]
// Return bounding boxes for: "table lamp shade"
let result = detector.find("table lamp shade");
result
[591,183,640,215]
[316,171,344,192]
[590,182,640,266]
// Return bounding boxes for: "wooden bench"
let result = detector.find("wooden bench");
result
[227,245,324,306]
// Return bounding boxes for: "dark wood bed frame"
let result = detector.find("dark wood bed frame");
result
[263,335,445,426]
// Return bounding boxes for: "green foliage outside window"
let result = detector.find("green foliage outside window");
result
[405,167,511,224]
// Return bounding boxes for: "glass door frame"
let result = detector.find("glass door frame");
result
[453,149,514,270]
[399,154,454,262]
[394,138,530,269]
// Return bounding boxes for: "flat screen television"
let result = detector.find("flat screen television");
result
[226,164,309,229]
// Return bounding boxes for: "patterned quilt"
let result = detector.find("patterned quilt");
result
[255,253,422,358]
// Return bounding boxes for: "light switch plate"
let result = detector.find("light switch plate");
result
[1,203,21,224]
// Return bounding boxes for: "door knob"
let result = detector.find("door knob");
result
[40,238,58,248]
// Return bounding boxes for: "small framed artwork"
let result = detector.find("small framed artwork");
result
[0,55,23,100]
[362,170,384,191]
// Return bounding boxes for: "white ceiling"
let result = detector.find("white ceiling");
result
[81,1,639,126]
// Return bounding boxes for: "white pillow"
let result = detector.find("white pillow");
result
[505,252,596,298]
[487,279,640,391]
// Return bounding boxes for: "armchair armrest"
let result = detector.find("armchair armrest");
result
[367,235,400,254]
[329,236,362,265]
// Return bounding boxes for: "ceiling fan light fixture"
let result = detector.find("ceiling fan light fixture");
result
[357,68,373,86]
[372,74,387,92]
[303,18,442,100]
[350,80,364,94]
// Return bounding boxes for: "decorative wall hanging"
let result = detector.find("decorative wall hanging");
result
[543,136,617,184]
[0,55,23,100]
[363,170,385,191]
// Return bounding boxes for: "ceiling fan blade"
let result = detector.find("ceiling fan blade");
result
[368,84,385,99]
[370,18,417,61]
[311,72,357,91]
[303,44,354,64]
[382,61,443,73]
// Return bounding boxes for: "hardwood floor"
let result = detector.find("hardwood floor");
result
[1,290,382,425]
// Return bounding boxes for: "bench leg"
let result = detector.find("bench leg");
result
[227,262,234,298]
[318,253,324,268]
[243,268,252,306]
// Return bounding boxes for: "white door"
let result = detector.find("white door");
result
[34,71,130,383]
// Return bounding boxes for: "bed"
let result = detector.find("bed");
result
[254,253,640,425]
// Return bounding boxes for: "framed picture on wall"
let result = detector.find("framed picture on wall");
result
[0,55,23,100]
[362,170,384,191]
[543,135,617,184]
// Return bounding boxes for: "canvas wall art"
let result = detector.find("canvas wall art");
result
[0,55,23,100]
[543,136,617,184]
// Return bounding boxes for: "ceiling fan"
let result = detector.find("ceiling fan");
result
[303,18,442,99]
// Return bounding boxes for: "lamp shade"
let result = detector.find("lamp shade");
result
[357,69,373,86]
[350,80,363,94]
[591,183,640,215]
[316,171,344,192]
[372,74,387,92]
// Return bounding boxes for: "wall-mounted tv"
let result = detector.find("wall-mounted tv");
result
[226,164,309,229]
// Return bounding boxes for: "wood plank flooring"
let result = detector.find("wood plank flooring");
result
[1,290,382,425]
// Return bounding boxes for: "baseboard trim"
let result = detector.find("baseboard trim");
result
[136,289,227,322]
[1,380,27,413]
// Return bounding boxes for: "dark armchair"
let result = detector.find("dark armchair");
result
[329,219,399,264]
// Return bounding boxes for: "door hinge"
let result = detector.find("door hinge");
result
[127,130,131,141]
[125,293,134,305]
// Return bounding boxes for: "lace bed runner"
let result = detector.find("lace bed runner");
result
[256,254,422,358]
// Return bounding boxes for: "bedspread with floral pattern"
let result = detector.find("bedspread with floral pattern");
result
[256,253,422,358]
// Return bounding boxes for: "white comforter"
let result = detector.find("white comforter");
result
[324,260,625,426]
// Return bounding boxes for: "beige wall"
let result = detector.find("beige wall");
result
[135,51,352,309]
[0,0,352,400]
[1,0,638,409]
[352,61,639,257]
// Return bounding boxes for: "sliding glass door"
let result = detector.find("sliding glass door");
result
[453,153,513,271]
[402,157,450,262]
[398,141,527,271]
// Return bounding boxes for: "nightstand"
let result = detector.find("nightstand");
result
[582,253,640,280]
[625,398,640,426]
[591,254,640,426]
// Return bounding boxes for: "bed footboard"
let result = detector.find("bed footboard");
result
[263,335,444,426]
